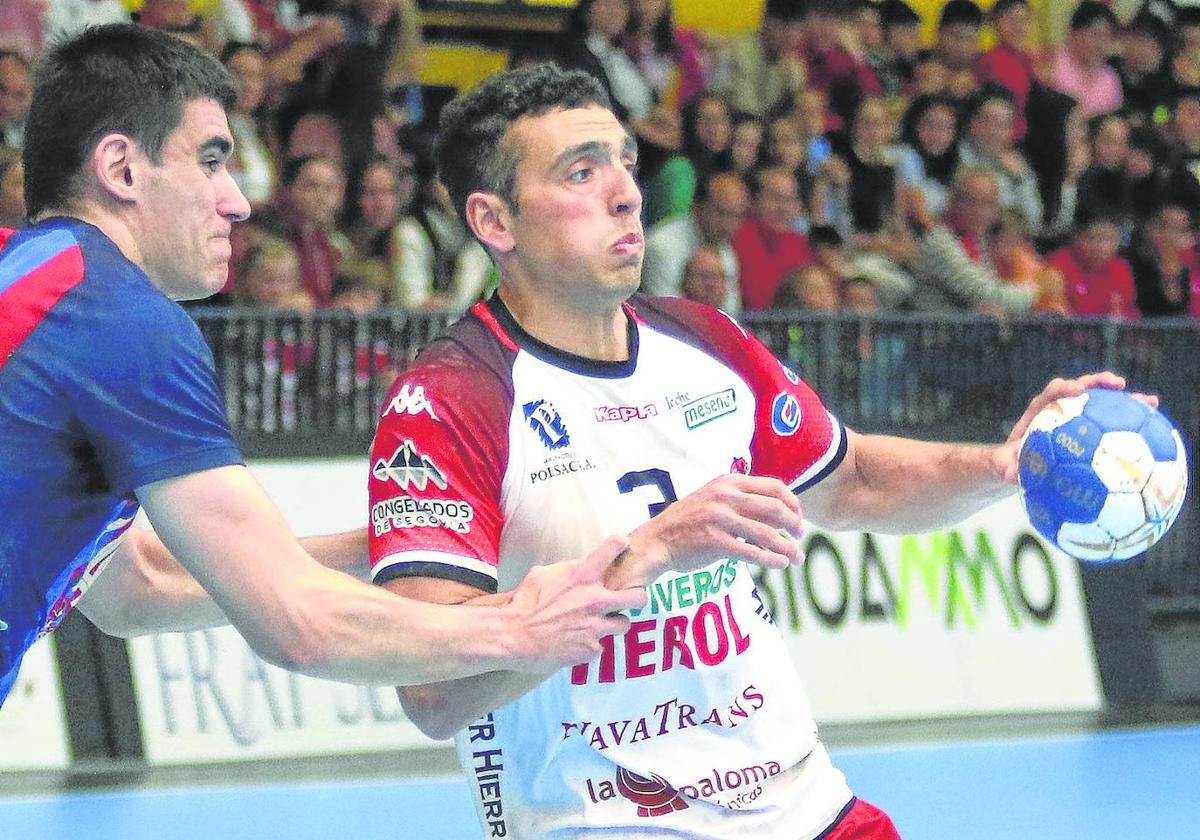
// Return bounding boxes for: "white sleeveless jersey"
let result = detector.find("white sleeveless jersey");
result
[368,295,853,839]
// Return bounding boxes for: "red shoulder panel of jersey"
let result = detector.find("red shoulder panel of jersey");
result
[369,313,518,593]
[0,229,86,373]
[629,294,847,491]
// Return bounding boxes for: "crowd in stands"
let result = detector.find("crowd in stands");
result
[2,0,1200,321]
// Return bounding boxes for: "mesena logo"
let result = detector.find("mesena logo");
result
[682,389,736,430]
[371,496,473,536]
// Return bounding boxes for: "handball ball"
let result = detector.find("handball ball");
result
[1018,388,1188,562]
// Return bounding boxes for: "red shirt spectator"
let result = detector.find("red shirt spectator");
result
[1051,240,1132,319]
[976,44,1033,139]
[732,217,812,310]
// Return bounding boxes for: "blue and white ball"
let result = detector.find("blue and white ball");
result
[1018,388,1189,562]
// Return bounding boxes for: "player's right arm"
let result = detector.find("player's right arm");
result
[133,465,639,685]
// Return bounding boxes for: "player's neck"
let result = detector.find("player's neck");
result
[496,285,630,362]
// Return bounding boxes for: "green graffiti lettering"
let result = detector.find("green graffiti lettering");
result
[945,531,1019,628]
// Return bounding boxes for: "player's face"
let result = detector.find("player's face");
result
[138,98,251,300]
[504,106,643,307]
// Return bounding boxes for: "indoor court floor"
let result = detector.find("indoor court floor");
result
[3,723,1197,839]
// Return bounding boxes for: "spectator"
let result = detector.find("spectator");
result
[895,93,959,218]
[991,210,1069,314]
[390,163,491,314]
[774,263,842,310]
[1023,86,1087,241]
[1077,111,1135,235]
[1125,202,1200,317]
[0,146,23,226]
[936,0,984,75]
[844,274,881,313]
[680,91,731,182]
[222,42,276,207]
[279,154,350,309]
[975,0,1035,139]
[641,170,749,313]
[622,0,706,108]
[722,0,808,119]
[801,0,882,131]
[233,236,316,313]
[1113,11,1171,125]
[878,0,923,95]
[679,244,730,309]
[342,155,407,304]
[732,166,812,310]
[0,50,31,151]
[1163,87,1200,218]
[907,167,1043,314]
[728,113,764,179]
[1126,125,1169,224]
[958,84,1043,231]
[558,0,653,123]
[1051,1,1122,118]
[1047,211,1138,317]
[790,88,835,172]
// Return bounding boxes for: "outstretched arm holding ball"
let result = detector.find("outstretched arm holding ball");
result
[797,372,1146,535]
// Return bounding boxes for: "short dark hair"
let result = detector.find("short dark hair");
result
[433,63,610,227]
[808,224,844,248]
[990,0,1029,19]
[1069,1,1117,32]
[23,23,235,218]
[939,0,983,29]
[879,0,921,29]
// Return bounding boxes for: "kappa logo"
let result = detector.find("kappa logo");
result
[523,399,571,450]
[372,441,447,490]
[594,403,658,423]
[771,393,801,436]
[682,389,737,430]
[383,384,437,420]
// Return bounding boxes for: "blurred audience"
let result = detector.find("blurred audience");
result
[732,166,812,311]
[0,51,31,151]
[0,146,24,227]
[680,244,730,309]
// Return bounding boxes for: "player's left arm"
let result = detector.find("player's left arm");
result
[800,372,1142,534]
[77,528,371,637]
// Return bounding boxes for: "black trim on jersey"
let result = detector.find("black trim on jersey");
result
[813,797,859,839]
[486,294,640,379]
[791,422,849,494]
[374,560,499,594]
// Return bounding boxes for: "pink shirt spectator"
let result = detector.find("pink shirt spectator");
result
[1051,47,1121,117]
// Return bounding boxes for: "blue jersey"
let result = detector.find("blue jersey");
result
[0,218,242,706]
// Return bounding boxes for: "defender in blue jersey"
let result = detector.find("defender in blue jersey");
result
[0,24,644,710]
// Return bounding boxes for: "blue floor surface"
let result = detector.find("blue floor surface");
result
[3,725,1197,839]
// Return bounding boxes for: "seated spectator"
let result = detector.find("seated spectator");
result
[1126,125,1169,223]
[0,146,23,227]
[907,167,1044,314]
[558,0,653,124]
[233,236,316,313]
[728,114,765,180]
[773,264,842,311]
[680,245,730,309]
[622,0,707,108]
[895,93,959,218]
[0,51,31,151]
[878,0,923,95]
[1125,202,1200,318]
[1113,12,1171,125]
[1051,1,1122,118]
[1047,211,1137,317]
[732,166,813,310]
[843,274,881,313]
[681,92,731,182]
[342,155,406,303]
[391,164,491,314]
[1023,86,1087,242]
[1077,112,1135,236]
[641,170,748,314]
[801,0,881,131]
[222,42,276,207]
[1163,87,1200,218]
[278,154,351,309]
[936,0,985,97]
[992,210,1069,313]
[721,0,807,120]
[957,84,1043,233]
[975,0,1035,139]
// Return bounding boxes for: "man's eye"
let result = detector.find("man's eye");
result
[568,168,592,183]
[203,159,223,172]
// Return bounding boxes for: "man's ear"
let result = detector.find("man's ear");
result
[465,191,516,254]
[91,133,141,204]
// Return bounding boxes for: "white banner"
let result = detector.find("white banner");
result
[130,460,1101,762]
[757,496,1103,722]
[0,637,70,770]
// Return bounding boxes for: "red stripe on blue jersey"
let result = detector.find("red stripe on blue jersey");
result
[0,228,86,372]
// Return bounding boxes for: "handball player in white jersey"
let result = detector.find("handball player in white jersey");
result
[367,64,1132,839]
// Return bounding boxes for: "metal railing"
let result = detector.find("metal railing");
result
[191,308,1200,606]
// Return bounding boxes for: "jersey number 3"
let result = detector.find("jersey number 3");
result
[616,468,678,518]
